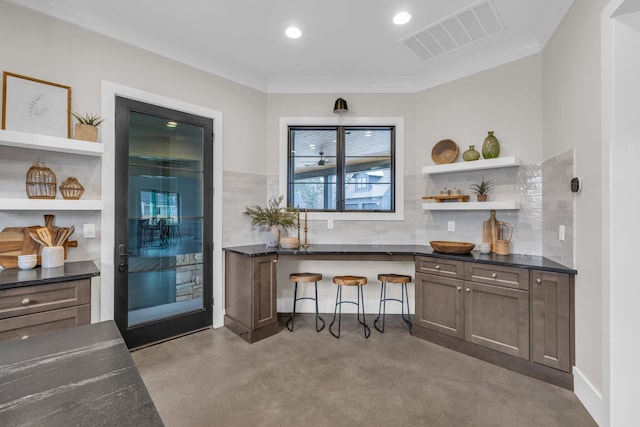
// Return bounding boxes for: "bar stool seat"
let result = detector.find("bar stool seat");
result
[329,275,370,338]
[286,273,325,332]
[374,273,413,334]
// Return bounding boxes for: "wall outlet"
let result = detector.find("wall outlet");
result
[83,223,96,239]
[448,221,455,232]
[327,219,334,229]
[558,225,565,241]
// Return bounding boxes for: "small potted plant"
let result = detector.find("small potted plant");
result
[72,112,105,142]
[244,195,297,247]
[470,176,494,202]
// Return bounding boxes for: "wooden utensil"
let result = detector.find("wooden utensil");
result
[29,231,48,247]
[36,227,53,247]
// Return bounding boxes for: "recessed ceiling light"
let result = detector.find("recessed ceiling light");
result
[285,27,302,39]
[393,12,411,25]
[166,121,177,128]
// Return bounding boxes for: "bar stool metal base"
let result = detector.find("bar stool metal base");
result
[329,276,370,339]
[374,274,413,334]
[286,273,325,333]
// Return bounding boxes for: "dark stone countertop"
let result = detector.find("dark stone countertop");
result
[223,244,577,274]
[0,320,164,426]
[0,260,100,290]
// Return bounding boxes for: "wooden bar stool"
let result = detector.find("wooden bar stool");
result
[374,274,413,334]
[286,273,325,332]
[329,275,370,339]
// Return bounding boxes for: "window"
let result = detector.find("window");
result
[287,126,395,212]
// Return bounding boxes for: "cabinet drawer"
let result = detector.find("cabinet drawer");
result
[464,263,529,290]
[415,256,463,279]
[0,279,91,320]
[0,304,90,342]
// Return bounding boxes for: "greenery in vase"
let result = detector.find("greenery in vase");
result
[469,176,494,195]
[243,195,297,230]
[72,112,105,126]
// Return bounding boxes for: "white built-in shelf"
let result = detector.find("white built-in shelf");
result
[422,156,519,176]
[0,198,104,211]
[0,129,103,157]
[422,201,520,211]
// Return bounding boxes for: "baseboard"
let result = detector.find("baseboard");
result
[573,366,604,426]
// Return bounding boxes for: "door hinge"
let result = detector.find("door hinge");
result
[211,297,215,306]
[212,132,215,142]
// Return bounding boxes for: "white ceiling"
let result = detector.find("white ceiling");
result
[9,0,574,93]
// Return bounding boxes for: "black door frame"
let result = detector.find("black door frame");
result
[114,96,213,348]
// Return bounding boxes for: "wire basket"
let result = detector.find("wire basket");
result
[59,177,85,200]
[25,160,57,199]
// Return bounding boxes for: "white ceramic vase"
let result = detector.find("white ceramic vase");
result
[266,225,280,247]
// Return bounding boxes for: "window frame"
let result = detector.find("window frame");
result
[279,116,404,221]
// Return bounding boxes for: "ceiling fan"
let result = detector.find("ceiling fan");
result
[303,150,333,167]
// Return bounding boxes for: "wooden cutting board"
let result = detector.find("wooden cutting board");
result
[0,228,24,252]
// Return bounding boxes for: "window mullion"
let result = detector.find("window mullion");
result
[336,127,345,211]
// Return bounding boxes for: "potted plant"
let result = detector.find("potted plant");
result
[244,195,297,247]
[469,176,494,202]
[72,112,105,142]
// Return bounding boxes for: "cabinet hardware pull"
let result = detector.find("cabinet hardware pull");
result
[272,260,277,263]
[457,286,462,291]
[21,335,29,340]
[491,273,497,278]
[435,265,440,270]
[536,278,542,284]
[466,288,470,293]
[21,298,30,305]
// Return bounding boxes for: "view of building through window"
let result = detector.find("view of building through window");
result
[287,126,395,212]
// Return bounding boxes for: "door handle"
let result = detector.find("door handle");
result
[118,244,135,272]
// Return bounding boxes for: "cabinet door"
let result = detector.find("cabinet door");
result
[530,271,572,372]
[464,281,529,359]
[252,255,277,330]
[415,272,464,338]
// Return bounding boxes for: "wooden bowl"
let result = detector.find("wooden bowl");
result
[429,241,475,254]
[431,139,459,164]
[280,237,300,249]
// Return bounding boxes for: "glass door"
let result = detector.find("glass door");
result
[114,96,213,348]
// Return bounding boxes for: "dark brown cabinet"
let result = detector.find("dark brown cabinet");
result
[415,263,530,359]
[530,270,573,372]
[415,272,464,338]
[414,256,575,389]
[0,279,91,343]
[464,281,529,359]
[224,252,278,343]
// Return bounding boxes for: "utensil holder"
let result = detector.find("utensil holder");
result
[41,246,64,268]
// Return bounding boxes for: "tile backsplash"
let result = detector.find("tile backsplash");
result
[225,164,546,256]
[542,149,574,267]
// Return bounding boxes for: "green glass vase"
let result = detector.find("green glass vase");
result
[482,131,500,159]
[462,145,480,161]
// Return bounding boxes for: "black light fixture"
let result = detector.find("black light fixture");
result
[333,97,348,115]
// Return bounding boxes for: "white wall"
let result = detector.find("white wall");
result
[542,0,607,422]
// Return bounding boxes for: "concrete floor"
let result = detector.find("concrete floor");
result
[131,315,597,427]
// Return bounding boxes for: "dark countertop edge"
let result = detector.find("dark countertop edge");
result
[0,260,100,290]
[223,244,577,275]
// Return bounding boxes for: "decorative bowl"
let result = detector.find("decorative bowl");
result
[429,241,475,254]
[280,237,300,249]
[431,139,459,165]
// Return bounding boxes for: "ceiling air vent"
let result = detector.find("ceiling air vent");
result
[400,0,504,61]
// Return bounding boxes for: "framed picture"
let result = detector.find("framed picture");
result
[2,72,71,138]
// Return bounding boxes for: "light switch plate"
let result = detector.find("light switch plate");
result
[327,219,334,229]
[448,221,455,232]
[558,225,565,241]
[83,223,96,239]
